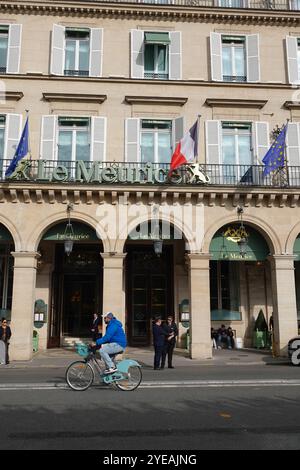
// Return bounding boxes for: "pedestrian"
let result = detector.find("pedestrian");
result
[91,313,102,342]
[0,318,11,365]
[152,316,169,370]
[161,315,178,369]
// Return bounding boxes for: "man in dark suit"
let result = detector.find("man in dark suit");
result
[161,315,178,369]
[0,318,12,364]
[152,316,168,370]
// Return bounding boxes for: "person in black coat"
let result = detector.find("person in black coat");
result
[0,318,12,364]
[152,316,169,370]
[91,313,102,342]
[161,315,178,369]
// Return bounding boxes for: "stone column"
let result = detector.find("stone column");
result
[269,255,298,356]
[187,253,212,359]
[101,253,127,328]
[10,252,40,361]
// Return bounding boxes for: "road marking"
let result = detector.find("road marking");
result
[0,379,300,391]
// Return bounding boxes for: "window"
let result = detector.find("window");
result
[218,0,247,7]
[0,26,8,74]
[210,261,241,321]
[57,117,90,163]
[144,32,170,80]
[290,0,300,9]
[222,122,252,183]
[222,36,246,82]
[64,29,90,76]
[140,120,172,164]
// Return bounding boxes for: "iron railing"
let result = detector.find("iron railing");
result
[64,0,300,11]
[1,159,300,187]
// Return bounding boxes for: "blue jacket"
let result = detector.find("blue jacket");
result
[96,318,127,349]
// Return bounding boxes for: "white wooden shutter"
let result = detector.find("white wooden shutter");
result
[205,120,221,164]
[125,118,140,162]
[286,36,299,85]
[40,115,57,160]
[246,34,260,83]
[50,25,65,75]
[89,28,103,77]
[210,32,222,82]
[6,24,22,74]
[131,30,144,79]
[287,122,300,166]
[4,114,22,160]
[169,31,182,80]
[253,122,269,164]
[91,117,106,162]
[172,116,184,152]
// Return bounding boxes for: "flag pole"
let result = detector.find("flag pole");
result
[25,109,32,161]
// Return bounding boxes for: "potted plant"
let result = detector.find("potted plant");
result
[253,310,268,348]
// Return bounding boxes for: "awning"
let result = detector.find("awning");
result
[144,32,170,45]
[42,222,99,242]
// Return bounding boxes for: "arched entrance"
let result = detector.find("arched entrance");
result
[0,224,15,320]
[125,220,186,346]
[209,222,271,347]
[38,220,103,347]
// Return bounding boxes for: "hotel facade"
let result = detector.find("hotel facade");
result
[0,0,300,360]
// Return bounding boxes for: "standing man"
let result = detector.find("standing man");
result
[152,316,169,370]
[0,318,12,365]
[161,315,178,369]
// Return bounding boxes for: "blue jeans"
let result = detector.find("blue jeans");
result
[99,343,123,369]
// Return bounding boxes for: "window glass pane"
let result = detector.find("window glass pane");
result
[158,132,171,164]
[157,45,167,72]
[141,132,155,163]
[79,40,89,71]
[58,131,72,161]
[222,134,236,164]
[65,40,76,70]
[75,131,90,161]
[144,44,155,72]
[0,36,8,69]
[222,46,232,76]
[238,135,252,165]
[235,46,246,77]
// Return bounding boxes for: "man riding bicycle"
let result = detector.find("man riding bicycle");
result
[90,312,127,374]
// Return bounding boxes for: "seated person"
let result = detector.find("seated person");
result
[211,327,217,349]
[217,324,232,349]
[227,327,235,349]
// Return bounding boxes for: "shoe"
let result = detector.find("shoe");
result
[168,366,174,369]
[154,367,160,370]
[104,367,117,374]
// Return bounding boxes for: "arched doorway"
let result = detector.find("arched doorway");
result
[124,220,186,346]
[209,222,270,347]
[0,224,15,320]
[38,220,103,347]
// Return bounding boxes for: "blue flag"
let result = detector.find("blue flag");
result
[5,117,29,177]
[262,124,287,177]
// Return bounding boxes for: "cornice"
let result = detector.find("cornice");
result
[0,91,23,101]
[125,96,188,106]
[42,92,107,103]
[205,98,267,108]
[1,1,300,26]
[0,184,299,209]
[284,100,300,109]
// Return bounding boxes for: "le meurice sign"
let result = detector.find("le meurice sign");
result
[8,160,210,185]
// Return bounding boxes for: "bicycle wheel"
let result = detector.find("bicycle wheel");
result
[115,365,142,391]
[65,361,95,391]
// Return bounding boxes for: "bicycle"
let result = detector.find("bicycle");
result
[65,344,142,391]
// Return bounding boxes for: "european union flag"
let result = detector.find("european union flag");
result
[262,124,287,177]
[5,117,29,177]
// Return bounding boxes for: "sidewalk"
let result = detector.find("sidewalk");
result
[0,346,294,387]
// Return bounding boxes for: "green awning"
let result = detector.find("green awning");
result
[42,222,99,242]
[294,237,300,261]
[209,225,269,261]
[144,32,170,45]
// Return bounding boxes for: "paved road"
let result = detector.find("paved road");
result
[0,383,299,450]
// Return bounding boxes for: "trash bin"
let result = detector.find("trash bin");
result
[33,331,39,352]
[253,330,267,348]
[235,337,244,349]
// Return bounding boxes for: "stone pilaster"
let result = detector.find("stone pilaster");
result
[101,253,127,328]
[269,255,298,356]
[187,253,212,360]
[10,252,40,361]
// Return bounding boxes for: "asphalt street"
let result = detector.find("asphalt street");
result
[0,384,299,450]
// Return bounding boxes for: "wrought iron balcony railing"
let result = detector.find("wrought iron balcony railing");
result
[0,159,298,188]
[66,0,300,12]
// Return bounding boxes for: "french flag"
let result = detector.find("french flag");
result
[169,119,198,175]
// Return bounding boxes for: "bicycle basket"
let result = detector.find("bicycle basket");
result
[76,344,89,357]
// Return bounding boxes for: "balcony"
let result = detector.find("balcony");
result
[1,159,299,188]
[66,0,300,11]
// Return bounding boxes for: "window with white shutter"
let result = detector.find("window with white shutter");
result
[169,31,181,80]
[286,122,300,166]
[51,25,65,76]
[6,24,22,74]
[286,36,300,84]
[246,34,260,83]
[40,115,57,160]
[89,28,103,78]
[4,114,22,160]
[206,120,222,184]
[125,118,140,162]
[253,122,269,164]
[91,117,106,161]
[131,30,144,79]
